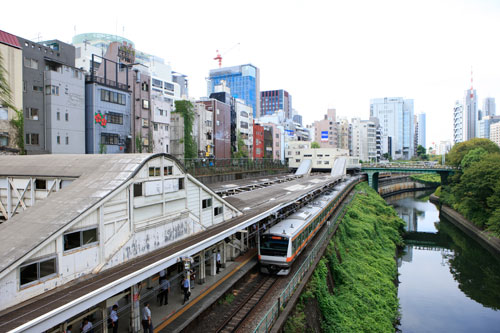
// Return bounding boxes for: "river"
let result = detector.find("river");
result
[387,191,500,333]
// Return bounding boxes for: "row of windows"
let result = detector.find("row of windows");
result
[20,227,99,287]
[101,89,126,105]
[101,133,120,145]
[133,178,184,197]
[149,166,173,177]
[56,135,70,145]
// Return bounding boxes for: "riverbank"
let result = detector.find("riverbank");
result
[285,182,404,332]
[430,194,500,255]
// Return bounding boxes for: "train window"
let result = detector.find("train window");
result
[260,235,288,257]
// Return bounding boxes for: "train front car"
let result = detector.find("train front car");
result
[259,233,291,275]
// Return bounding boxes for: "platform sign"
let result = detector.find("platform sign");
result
[321,131,328,142]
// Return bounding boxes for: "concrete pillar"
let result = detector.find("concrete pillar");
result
[199,251,206,283]
[130,284,141,333]
[100,301,108,333]
[222,242,227,268]
[210,251,217,276]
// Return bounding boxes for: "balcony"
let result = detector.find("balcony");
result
[85,75,129,92]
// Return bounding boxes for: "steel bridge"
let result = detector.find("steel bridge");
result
[361,163,456,191]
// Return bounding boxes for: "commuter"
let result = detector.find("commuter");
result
[216,251,221,274]
[80,318,92,333]
[182,276,190,304]
[64,324,72,333]
[158,277,171,306]
[109,304,119,333]
[141,302,153,333]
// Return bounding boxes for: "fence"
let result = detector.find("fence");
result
[253,191,356,332]
[183,158,288,176]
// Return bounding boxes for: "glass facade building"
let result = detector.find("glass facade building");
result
[261,90,292,119]
[208,64,260,118]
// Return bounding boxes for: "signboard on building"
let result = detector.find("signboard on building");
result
[321,131,328,142]
[285,129,294,137]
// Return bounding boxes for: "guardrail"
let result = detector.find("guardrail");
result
[183,158,288,176]
[253,185,357,333]
[361,163,456,170]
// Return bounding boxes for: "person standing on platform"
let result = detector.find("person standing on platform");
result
[109,304,118,333]
[159,277,171,306]
[80,318,92,333]
[182,276,190,304]
[216,251,221,274]
[142,302,153,333]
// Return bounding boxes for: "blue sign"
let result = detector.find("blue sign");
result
[285,129,294,136]
[321,131,328,141]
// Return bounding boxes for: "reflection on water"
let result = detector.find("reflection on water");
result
[388,191,500,333]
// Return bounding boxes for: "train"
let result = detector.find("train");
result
[258,175,360,275]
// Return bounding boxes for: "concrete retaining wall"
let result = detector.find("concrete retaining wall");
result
[431,194,500,255]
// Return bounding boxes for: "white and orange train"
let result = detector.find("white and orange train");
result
[258,176,360,275]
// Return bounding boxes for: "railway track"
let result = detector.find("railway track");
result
[215,275,277,333]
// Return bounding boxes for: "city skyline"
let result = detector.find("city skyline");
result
[1,0,499,146]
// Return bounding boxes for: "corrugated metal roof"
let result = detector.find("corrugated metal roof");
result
[0,30,21,49]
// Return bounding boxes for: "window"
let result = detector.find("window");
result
[56,135,61,144]
[240,111,248,118]
[295,159,301,162]
[164,82,175,91]
[25,133,39,145]
[214,206,223,216]
[164,166,173,176]
[152,79,162,88]
[153,123,158,131]
[202,198,212,209]
[101,133,119,145]
[65,113,69,121]
[32,85,43,92]
[23,57,38,69]
[0,132,9,146]
[45,85,59,95]
[107,112,123,125]
[63,228,98,252]
[35,179,47,190]
[141,82,149,91]
[149,167,161,177]
[26,108,39,120]
[20,257,57,286]
[142,118,149,128]
[56,112,60,120]
[142,99,149,109]
[240,121,248,129]
[65,136,69,145]
[101,89,126,105]
[178,178,184,190]
[295,151,300,155]
[133,183,143,197]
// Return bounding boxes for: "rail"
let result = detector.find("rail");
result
[362,162,456,170]
[183,158,288,176]
[253,180,358,333]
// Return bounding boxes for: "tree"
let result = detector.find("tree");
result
[460,147,488,169]
[446,138,500,167]
[311,141,320,149]
[416,145,426,157]
[232,131,249,159]
[174,100,197,159]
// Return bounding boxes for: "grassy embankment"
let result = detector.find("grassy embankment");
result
[409,173,441,187]
[285,182,405,333]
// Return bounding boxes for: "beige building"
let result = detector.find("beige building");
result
[490,122,500,147]
[285,140,349,169]
[0,31,23,151]
[314,108,338,148]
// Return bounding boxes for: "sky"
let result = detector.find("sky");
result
[2,0,499,146]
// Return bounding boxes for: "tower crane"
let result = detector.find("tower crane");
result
[214,43,240,68]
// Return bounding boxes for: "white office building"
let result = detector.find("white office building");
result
[350,118,377,162]
[453,101,464,144]
[370,97,414,159]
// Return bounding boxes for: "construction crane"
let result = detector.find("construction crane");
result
[214,43,240,68]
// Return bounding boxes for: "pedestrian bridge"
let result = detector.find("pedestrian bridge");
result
[361,163,456,191]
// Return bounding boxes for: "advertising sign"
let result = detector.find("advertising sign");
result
[321,131,328,142]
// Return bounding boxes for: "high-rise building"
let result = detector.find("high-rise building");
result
[0,30,23,151]
[351,118,377,162]
[207,64,260,118]
[370,97,414,159]
[417,113,426,148]
[483,97,496,117]
[464,88,478,140]
[260,90,292,119]
[490,122,500,147]
[453,101,464,144]
[314,109,338,148]
[477,115,500,139]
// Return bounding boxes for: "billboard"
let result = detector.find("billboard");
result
[285,129,294,137]
[321,131,328,142]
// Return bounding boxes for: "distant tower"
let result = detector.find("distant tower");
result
[464,68,478,140]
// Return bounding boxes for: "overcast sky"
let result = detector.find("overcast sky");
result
[2,0,499,146]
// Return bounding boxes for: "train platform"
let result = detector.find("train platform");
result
[110,250,257,333]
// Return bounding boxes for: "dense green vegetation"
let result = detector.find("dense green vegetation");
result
[440,139,500,236]
[285,182,405,333]
[410,173,441,186]
[232,131,249,159]
[174,100,197,159]
[311,141,320,149]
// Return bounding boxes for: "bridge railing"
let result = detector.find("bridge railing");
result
[183,158,288,176]
[361,162,456,170]
[253,192,356,333]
